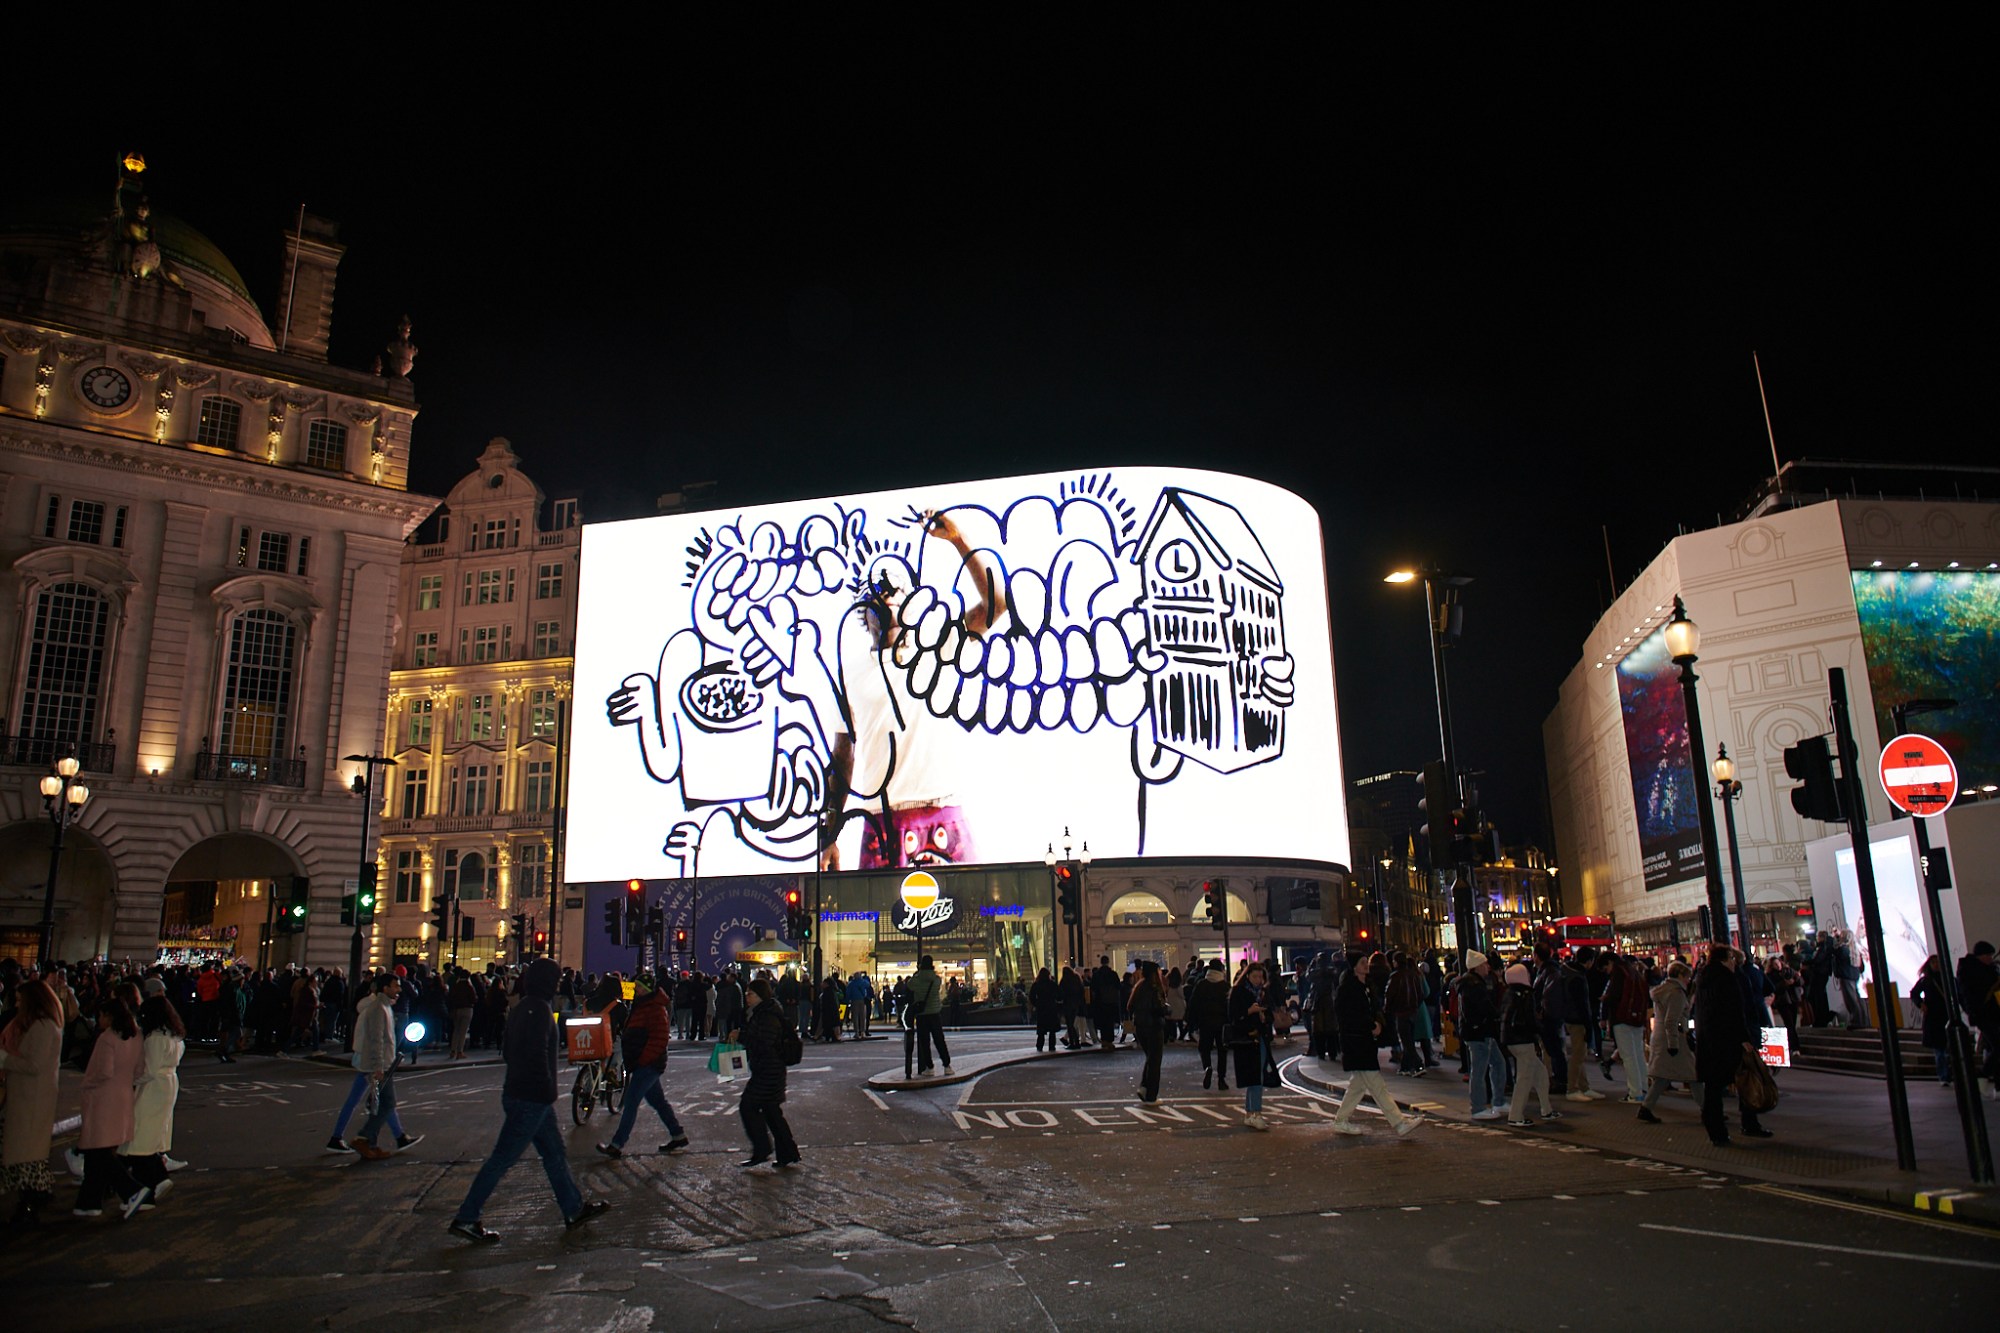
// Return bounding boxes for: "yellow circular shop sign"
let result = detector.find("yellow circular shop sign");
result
[899,871,939,912]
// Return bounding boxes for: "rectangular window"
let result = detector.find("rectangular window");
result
[462,764,490,816]
[529,688,559,739]
[195,396,242,450]
[536,563,564,599]
[236,526,251,567]
[467,693,495,742]
[523,758,554,813]
[407,697,433,747]
[304,419,348,471]
[552,498,578,529]
[412,630,439,668]
[44,495,60,538]
[111,506,127,550]
[474,569,508,604]
[218,610,296,757]
[295,537,310,576]
[417,574,443,611]
[22,581,110,747]
[394,850,422,904]
[515,843,548,901]
[67,500,105,545]
[460,625,503,663]
[256,531,291,573]
[533,620,561,657]
[482,519,507,550]
[400,767,429,819]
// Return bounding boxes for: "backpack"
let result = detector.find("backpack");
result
[780,1024,804,1066]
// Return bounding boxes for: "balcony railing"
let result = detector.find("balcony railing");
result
[193,750,306,787]
[0,735,118,772]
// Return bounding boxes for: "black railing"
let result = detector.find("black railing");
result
[0,735,117,772]
[194,750,306,787]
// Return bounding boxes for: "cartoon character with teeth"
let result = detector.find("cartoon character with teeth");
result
[822,509,1009,870]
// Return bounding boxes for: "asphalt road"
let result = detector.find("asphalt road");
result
[5,1032,1996,1330]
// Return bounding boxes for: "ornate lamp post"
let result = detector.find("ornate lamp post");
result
[1712,744,1750,951]
[1664,597,1730,945]
[343,754,397,1050]
[37,754,91,968]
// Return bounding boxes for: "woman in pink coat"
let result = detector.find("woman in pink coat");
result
[0,979,66,1223]
[75,997,150,1219]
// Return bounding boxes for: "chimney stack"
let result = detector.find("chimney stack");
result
[274,213,344,361]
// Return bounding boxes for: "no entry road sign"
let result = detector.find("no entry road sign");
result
[1880,732,1958,817]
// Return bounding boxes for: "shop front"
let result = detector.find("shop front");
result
[813,866,1055,1014]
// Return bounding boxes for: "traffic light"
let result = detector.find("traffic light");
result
[458,913,475,941]
[340,890,357,927]
[1784,735,1845,822]
[1418,762,1454,873]
[1354,923,1373,948]
[511,910,529,939]
[1201,878,1226,930]
[626,879,646,936]
[784,888,804,940]
[673,927,689,949]
[1054,864,1080,924]
[279,875,310,934]
[1455,777,1484,866]
[356,864,377,926]
[533,929,548,951]
[429,893,453,938]
[603,898,624,945]
[646,903,665,939]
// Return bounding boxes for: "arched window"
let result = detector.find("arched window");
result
[195,396,242,450]
[20,581,110,752]
[449,849,490,902]
[219,609,297,758]
[1106,891,1174,927]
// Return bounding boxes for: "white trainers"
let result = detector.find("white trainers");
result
[1245,1112,1271,1131]
[1565,1091,1594,1102]
[1472,1108,1506,1121]
[1332,1122,1364,1136]
[940,1065,956,1076]
[1394,1115,1421,1137]
[163,1155,188,1173]
[65,1148,85,1179]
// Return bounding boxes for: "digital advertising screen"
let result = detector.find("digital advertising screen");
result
[1851,569,2000,794]
[1615,626,1707,892]
[566,467,1347,883]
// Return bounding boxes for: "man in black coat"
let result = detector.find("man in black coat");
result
[736,977,800,1168]
[1089,957,1121,1051]
[1692,948,1768,1147]
[448,959,610,1243]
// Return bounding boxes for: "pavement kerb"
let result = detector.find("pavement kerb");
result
[1287,1056,2000,1231]
[865,1044,1101,1089]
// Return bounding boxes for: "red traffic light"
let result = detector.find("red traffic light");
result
[1054,865,1074,882]
[534,931,547,946]
[627,878,643,895]
[784,888,801,907]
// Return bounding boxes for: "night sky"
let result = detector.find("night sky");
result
[11,22,1987,852]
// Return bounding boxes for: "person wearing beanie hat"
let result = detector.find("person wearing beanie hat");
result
[1454,951,1505,1119]
[140,976,167,999]
[1501,961,1559,1126]
[449,958,609,1243]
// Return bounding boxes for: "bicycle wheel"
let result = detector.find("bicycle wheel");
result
[605,1060,625,1113]
[571,1064,597,1124]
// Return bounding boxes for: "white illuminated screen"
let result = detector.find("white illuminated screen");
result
[567,467,1348,881]
[1834,836,1931,997]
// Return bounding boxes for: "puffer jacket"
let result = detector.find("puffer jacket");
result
[352,992,396,1076]
[1500,984,1539,1047]
[741,1000,789,1105]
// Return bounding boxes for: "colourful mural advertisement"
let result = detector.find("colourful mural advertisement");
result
[1852,570,2000,794]
[1615,627,1706,892]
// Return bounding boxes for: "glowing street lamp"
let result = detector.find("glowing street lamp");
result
[1666,597,1729,945]
[36,754,90,967]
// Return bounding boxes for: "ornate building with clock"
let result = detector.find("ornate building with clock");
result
[0,158,437,968]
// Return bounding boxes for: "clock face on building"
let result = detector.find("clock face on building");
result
[78,365,133,411]
[1153,538,1203,582]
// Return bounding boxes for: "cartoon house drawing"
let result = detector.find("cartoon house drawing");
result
[1132,489,1288,773]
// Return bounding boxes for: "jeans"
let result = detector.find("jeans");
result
[454,1096,584,1224]
[1336,1070,1409,1130]
[851,997,871,1038]
[357,1072,398,1146]
[1837,978,1868,1028]
[1137,1025,1164,1100]
[740,1097,799,1163]
[1612,1023,1650,1099]
[915,1014,951,1072]
[332,1072,405,1141]
[1467,1037,1505,1113]
[610,1064,686,1147]
[1244,1039,1268,1113]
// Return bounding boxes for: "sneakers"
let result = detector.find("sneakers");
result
[1583,1089,1607,1100]
[73,1206,103,1218]
[1471,1108,1506,1121]
[1540,1109,1563,1121]
[121,1188,153,1220]
[1394,1115,1421,1138]
[394,1134,425,1154]
[149,1178,173,1203]
[348,1138,391,1161]
[596,1142,625,1159]
[325,1136,357,1154]
[1565,1091,1595,1102]
[1244,1112,1270,1131]
[1331,1122,1364,1136]
[1202,1067,1213,1089]
[1507,1118,1534,1127]
[564,1199,610,1229]
[1622,1095,1645,1104]
[1742,1125,1775,1138]
[449,1219,501,1245]
[1636,1107,1662,1124]
[162,1156,188,1173]
[65,1148,84,1178]
[660,1136,690,1154]
[940,1065,956,1076]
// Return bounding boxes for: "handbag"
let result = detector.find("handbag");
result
[708,1040,746,1081]
[1734,1049,1779,1113]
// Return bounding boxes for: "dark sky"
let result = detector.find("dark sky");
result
[13,21,1989,851]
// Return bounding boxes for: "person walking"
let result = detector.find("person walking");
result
[1560,949,1602,1100]
[74,997,149,1219]
[1228,962,1275,1129]
[1832,930,1869,1029]
[1089,957,1121,1051]
[1956,942,1999,1084]
[1599,951,1653,1102]
[1910,955,1953,1086]
[1637,962,1696,1124]
[1058,964,1085,1050]
[1501,964,1560,1125]
[1692,947,1766,1146]
[904,955,953,1077]
[1330,960,1419,1137]
[449,959,610,1243]
[122,985,186,1198]
[448,969,476,1060]
[1455,952,1506,1120]
[596,977,690,1158]
[845,969,875,1039]
[1029,967,1061,1052]
[348,974,406,1161]
[734,977,801,1168]
[1131,960,1168,1103]
[0,979,64,1224]
[1187,960,1231,1089]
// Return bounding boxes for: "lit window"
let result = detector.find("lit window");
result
[412,630,439,667]
[536,563,564,599]
[407,697,433,747]
[305,419,348,471]
[417,575,443,611]
[533,619,562,657]
[196,396,242,450]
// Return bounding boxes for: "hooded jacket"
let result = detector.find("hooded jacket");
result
[503,958,562,1104]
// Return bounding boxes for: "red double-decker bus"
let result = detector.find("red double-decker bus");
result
[1530,915,1616,955]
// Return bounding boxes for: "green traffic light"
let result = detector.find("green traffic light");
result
[358,891,375,908]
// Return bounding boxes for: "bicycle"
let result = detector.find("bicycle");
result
[566,1011,625,1124]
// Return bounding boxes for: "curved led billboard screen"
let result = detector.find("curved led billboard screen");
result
[566,467,1347,881]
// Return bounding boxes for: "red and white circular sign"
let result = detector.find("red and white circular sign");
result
[1880,732,1958,817]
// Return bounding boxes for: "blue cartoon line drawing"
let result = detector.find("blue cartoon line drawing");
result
[605,474,1297,872]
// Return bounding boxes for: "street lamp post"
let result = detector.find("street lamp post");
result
[36,754,91,968]
[1664,597,1730,946]
[343,754,397,1051]
[1712,745,1750,951]
[1385,566,1479,959]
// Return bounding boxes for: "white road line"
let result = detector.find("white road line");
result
[862,1089,891,1112]
[1638,1224,2000,1270]
[1744,1184,1997,1237]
